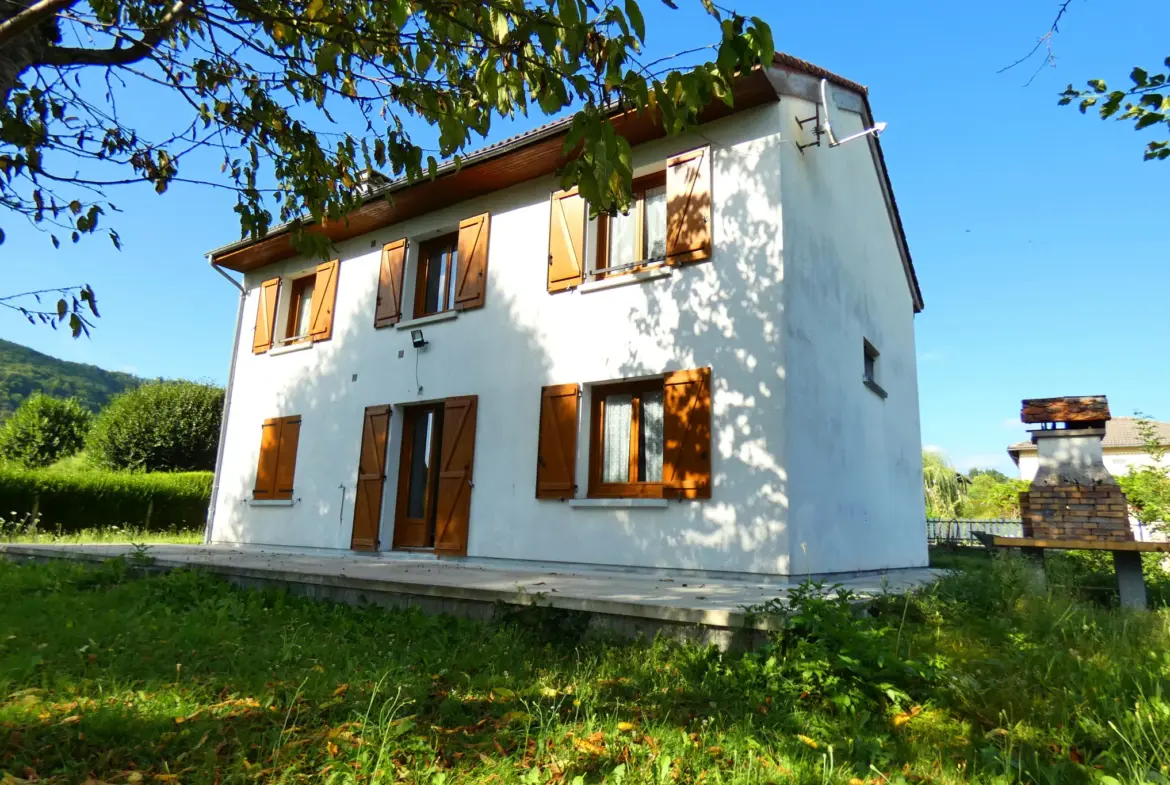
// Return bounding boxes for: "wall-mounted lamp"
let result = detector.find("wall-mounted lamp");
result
[410,329,427,349]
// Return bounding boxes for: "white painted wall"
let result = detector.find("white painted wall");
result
[1017,447,1167,482]
[208,89,924,577]
[777,90,928,575]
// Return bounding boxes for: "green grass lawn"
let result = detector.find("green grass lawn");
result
[1,554,1169,784]
[0,526,203,545]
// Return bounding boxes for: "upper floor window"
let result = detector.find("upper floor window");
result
[414,233,460,317]
[544,145,712,294]
[863,338,887,399]
[597,172,667,277]
[284,275,316,342]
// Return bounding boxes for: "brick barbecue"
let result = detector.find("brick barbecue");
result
[1018,395,1133,543]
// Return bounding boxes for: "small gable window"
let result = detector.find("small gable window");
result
[863,339,887,399]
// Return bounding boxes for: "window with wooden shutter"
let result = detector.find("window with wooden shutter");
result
[433,395,478,555]
[252,277,281,354]
[536,384,579,499]
[585,368,712,500]
[594,171,668,279]
[666,146,712,265]
[351,405,391,550]
[548,189,586,293]
[308,259,339,341]
[253,415,302,501]
[663,368,712,499]
[587,378,666,499]
[454,212,490,310]
[374,239,407,328]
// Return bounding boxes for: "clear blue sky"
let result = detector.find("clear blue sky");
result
[3,1,1167,475]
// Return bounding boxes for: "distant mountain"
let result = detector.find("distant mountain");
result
[0,339,143,421]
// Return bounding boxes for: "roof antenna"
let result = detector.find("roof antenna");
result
[796,78,888,152]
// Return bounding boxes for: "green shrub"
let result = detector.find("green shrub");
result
[0,465,212,535]
[87,381,224,472]
[0,393,91,468]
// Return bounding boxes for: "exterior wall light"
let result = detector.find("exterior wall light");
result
[410,329,427,349]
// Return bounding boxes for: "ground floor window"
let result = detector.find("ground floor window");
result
[588,378,666,498]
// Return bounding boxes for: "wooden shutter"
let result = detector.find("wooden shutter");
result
[309,259,339,341]
[547,189,586,293]
[666,146,712,265]
[374,239,407,328]
[454,212,490,310]
[434,395,478,555]
[351,405,391,551]
[253,418,282,498]
[273,416,301,500]
[535,384,579,499]
[663,368,712,499]
[252,277,281,354]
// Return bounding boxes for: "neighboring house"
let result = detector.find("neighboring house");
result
[1008,417,1170,481]
[202,52,927,578]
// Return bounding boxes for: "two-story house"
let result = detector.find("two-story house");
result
[202,52,927,578]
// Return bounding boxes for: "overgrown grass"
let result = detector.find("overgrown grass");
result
[1,554,1168,784]
[0,524,202,544]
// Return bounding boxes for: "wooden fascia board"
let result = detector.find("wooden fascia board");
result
[210,69,779,274]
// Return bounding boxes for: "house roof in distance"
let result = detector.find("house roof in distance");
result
[1008,417,1170,459]
[208,52,923,312]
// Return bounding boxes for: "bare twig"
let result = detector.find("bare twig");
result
[998,0,1075,85]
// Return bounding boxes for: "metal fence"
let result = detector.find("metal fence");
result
[927,518,1024,544]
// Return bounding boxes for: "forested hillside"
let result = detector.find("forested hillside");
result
[0,339,142,421]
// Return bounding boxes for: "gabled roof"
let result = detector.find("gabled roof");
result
[208,53,923,311]
[1008,417,1170,462]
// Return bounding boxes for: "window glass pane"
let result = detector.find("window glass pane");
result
[424,248,443,314]
[643,185,667,261]
[640,389,664,482]
[601,394,633,483]
[607,210,637,270]
[406,411,433,519]
[294,280,314,337]
[445,247,459,311]
[864,352,875,382]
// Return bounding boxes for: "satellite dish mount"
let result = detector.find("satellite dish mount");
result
[796,78,888,153]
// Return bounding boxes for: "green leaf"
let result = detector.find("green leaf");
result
[56,299,67,320]
[625,0,645,42]
[1088,79,1108,93]
[1130,67,1149,86]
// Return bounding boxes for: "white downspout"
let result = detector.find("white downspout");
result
[204,255,246,545]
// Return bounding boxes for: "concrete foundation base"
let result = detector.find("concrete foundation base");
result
[0,543,940,650]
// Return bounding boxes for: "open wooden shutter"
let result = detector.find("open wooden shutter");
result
[273,416,301,500]
[663,368,712,499]
[547,189,586,293]
[351,405,391,551]
[535,384,579,499]
[253,418,282,498]
[309,259,339,341]
[434,395,477,555]
[666,146,712,265]
[374,239,407,328]
[252,277,281,354]
[454,212,490,310]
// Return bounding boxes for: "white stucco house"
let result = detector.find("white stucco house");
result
[202,53,927,578]
[1010,417,1170,482]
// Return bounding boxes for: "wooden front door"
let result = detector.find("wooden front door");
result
[351,405,391,551]
[392,397,477,554]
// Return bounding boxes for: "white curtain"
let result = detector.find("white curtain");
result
[641,390,664,482]
[607,210,637,270]
[602,394,633,483]
[643,185,667,261]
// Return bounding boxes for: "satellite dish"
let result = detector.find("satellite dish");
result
[796,78,888,152]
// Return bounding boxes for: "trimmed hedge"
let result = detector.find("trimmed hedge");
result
[0,467,212,534]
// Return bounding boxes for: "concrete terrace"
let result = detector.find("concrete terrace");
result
[0,543,939,646]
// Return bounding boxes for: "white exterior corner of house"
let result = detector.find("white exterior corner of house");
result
[204,59,927,578]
